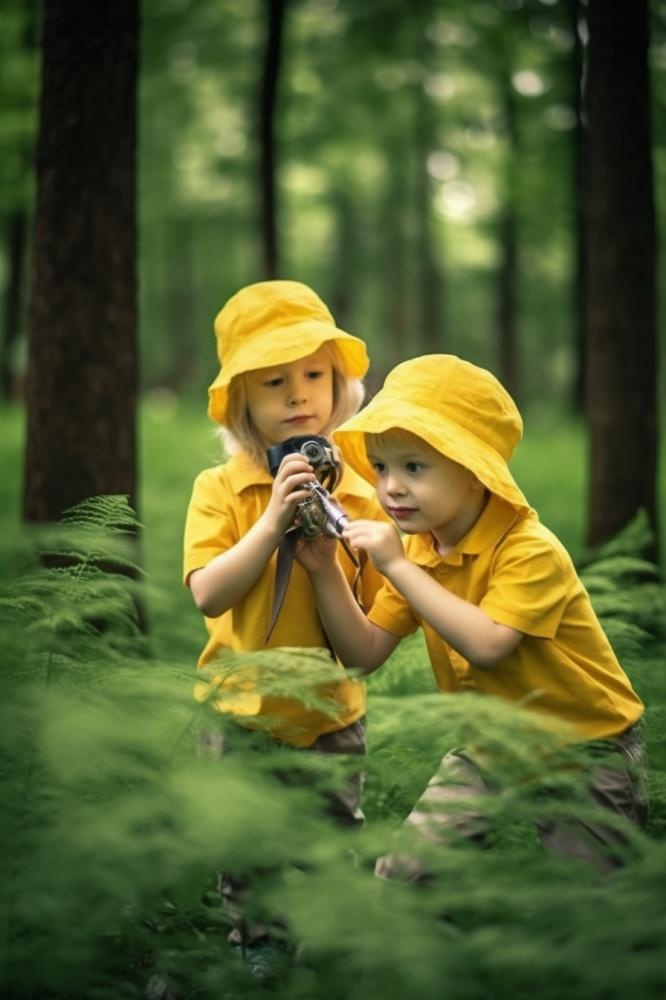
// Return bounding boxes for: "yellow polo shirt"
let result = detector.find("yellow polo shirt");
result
[368,494,643,741]
[183,451,388,746]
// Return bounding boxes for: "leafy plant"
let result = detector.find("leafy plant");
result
[1,497,665,999]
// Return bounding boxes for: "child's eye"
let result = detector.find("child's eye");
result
[305,370,325,380]
[263,376,284,388]
[370,461,386,474]
[406,462,425,474]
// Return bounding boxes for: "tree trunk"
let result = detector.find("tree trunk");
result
[330,186,357,331]
[1,211,28,400]
[383,136,410,372]
[413,32,444,356]
[23,0,139,523]
[165,216,196,390]
[496,70,520,404]
[568,0,587,414]
[584,0,658,557]
[259,0,286,279]
[1,0,39,402]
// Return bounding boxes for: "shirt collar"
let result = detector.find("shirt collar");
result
[224,449,373,498]
[225,451,273,493]
[409,493,522,568]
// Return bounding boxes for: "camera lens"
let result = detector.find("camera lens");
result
[300,440,326,465]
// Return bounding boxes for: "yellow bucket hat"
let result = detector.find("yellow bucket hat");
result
[333,354,530,512]
[207,280,369,425]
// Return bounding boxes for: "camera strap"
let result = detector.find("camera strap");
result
[265,527,366,645]
[266,527,299,642]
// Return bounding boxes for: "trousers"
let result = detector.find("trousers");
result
[375,724,649,881]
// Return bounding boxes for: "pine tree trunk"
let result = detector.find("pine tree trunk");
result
[584,0,658,556]
[413,31,443,356]
[259,0,285,279]
[568,0,587,414]
[1,0,39,402]
[330,186,357,331]
[1,211,28,400]
[23,0,139,523]
[165,216,196,390]
[496,70,520,404]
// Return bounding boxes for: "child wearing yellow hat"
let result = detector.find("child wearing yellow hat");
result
[183,280,387,956]
[298,353,648,876]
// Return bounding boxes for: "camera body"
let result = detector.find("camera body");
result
[267,435,340,491]
[266,435,350,539]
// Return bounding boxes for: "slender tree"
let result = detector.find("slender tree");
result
[496,64,520,404]
[413,19,444,356]
[584,0,658,556]
[258,0,286,279]
[1,212,28,400]
[1,0,39,401]
[23,0,139,523]
[567,0,587,414]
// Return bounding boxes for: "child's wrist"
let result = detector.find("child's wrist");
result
[380,553,410,581]
[256,511,284,548]
[308,559,341,582]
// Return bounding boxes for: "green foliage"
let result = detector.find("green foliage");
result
[580,513,666,654]
[0,496,148,689]
[1,494,666,999]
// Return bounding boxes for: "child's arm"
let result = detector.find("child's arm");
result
[343,520,523,669]
[189,455,315,618]
[296,536,401,673]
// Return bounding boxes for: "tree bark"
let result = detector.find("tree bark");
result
[584,0,658,556]
[413,31,444,356]
[259,0,286,279]
[496,68,520,404]
[330,186,357,331]
[1,211,28,400]
[23,0,139,523]
[568,0,587,414]
[1,0,39,402]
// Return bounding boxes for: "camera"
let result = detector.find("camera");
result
[267,435,340,492]
[266,435,350,540]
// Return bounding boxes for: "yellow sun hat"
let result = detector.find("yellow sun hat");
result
[207,280,369,425]
[333,354,530,513]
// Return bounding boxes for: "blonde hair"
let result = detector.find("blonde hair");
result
[219,341,366,469]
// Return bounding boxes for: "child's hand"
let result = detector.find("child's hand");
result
[295,533,338,575]
[263,453,316,537]
[342,519,405,575]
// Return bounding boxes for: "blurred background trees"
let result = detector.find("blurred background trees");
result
[1,0,664,552]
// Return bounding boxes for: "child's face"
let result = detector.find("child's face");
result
[245,346,334,447]
[366,430,487,550]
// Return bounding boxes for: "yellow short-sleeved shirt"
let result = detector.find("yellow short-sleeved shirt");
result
[183,451,388,746]
[368,494,643,741]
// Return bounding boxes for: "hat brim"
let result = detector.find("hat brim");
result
[208,320,368,425]
[333,396,530,514]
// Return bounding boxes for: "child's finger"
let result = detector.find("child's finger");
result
[277,453,313,476]
[282,471,317,495]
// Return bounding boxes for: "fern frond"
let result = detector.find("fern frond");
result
[580,509,655,564]
[60,494,143,533]
[581,556,660,585]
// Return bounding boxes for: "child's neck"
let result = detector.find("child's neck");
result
[432,490,490,557]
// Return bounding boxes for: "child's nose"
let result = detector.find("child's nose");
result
[287,380,307,405]
[386,472,406,495]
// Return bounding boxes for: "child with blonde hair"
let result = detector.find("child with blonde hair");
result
[299,353,648,878]
[183,280,387,965]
